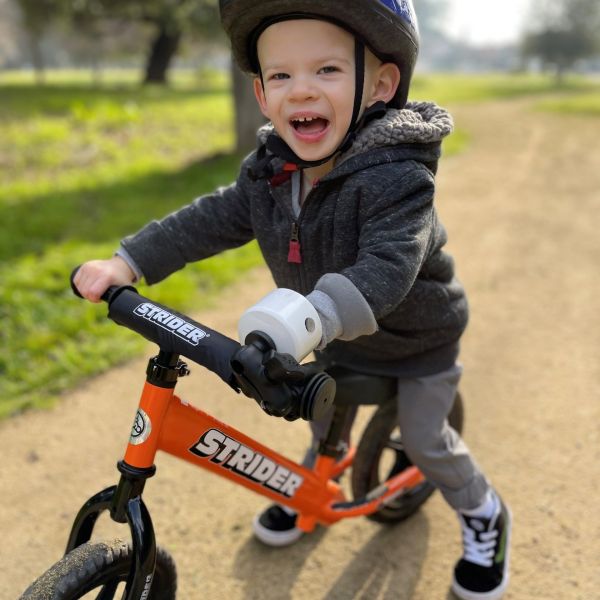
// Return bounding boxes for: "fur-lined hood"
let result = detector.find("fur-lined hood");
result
[257,101,453,168]
[342,101,453,158]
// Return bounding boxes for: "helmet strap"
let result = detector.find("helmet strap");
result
[349,37,366,137]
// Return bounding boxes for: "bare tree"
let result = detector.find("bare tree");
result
[231,63,266,154]
[522,0,600,81]
[70,0,220,84]
[0,0,23,68]
[15,0,61,83]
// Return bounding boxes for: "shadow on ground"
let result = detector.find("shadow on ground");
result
[232,512,430,600]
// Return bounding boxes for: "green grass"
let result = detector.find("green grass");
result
[0,71,263,418]
[411,73,600,106]
[535,92,600,116]
[443,127,469,156]
[412,73,598,155]
[2,70,598,419]
[0,66,229,91]
[412,73,600,154]
[0,240,262,419]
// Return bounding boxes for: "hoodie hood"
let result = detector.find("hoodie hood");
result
[256,101,453,178]
[339,101,453,159]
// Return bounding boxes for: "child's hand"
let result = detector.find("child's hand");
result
[73,256,136,303]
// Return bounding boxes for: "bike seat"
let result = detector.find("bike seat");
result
[325,364,397,406]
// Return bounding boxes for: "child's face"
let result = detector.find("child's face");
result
[253,19,398,165]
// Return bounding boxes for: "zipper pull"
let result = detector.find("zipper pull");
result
[288,222,302,264]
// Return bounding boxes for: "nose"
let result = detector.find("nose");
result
[288,74,318,102]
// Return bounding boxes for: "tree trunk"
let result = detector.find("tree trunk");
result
[144,24,182,84]
[555,63,567,86]
[232,63,266,153]
[27,32,45,85]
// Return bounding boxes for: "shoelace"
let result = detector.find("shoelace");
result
[460,517,499,567]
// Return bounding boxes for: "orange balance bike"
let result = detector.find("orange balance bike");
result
[21,278,463,599]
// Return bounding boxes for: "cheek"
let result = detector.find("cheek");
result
[332,94,355,127]
[325,80,356,121]
[262,88,285,116]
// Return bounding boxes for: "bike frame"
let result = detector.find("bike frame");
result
[65,351,425,600]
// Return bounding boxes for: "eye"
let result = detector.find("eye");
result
[318,65,339,74]
[269,72,289,81]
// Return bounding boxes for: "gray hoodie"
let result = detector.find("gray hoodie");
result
[121,102,468,377]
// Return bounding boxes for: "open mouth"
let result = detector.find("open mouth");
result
[290,116,330,135]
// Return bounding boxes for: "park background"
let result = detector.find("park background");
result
[1,0,600,598]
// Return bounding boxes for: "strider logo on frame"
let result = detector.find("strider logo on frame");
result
[139,574,153,600]
[133,302,207,345]
[129,408,152,445]
[190,428,304,498]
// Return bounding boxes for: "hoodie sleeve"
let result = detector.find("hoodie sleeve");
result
[338,164,437,322]
[120,160,255,285]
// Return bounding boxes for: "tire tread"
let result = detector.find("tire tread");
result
[20,539,176,600]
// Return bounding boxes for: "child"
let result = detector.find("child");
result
[74,1,511,598]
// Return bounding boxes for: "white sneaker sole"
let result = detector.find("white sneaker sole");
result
[252,513,304,547]
[451,577,509,600]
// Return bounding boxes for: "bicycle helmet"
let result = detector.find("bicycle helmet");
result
[219,0,419,109]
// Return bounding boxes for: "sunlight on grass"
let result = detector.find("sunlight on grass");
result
[0,240,263,419]
[411,73,600,106]
[443,128,469,157]
[0,67,229,89]
[1,90,234,198]
[535,92,600,116]
[0,72,259,418]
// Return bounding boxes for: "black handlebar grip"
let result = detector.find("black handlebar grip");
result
[107,288,241,388]
[69,266,239,387]
[70,266,84,298]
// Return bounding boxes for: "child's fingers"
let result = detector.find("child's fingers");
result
[73,258,136,302]
[73,262,108,303]
[87,277,110,303]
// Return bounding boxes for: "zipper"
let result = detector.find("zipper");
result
[288,222,302,264]
[288,218,307,293]
[268,174,329,290]
[286,176,325,266]
[266,181,305,290]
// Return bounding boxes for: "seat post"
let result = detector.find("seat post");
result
[318,403,357,458]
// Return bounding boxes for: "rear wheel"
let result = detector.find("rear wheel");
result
[351,392,464,523]
[20,539,176,600]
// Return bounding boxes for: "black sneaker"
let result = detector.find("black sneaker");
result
[452,492,512,600]
[252,504,303,547]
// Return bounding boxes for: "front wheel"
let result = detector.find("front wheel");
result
[351,391,464,523]
[20,539,176,600]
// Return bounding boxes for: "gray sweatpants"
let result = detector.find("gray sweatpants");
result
[305,364,490,511]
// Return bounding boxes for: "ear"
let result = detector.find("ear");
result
[368,62,401,106]
[253,77,271,119]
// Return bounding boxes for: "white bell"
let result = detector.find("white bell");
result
[238,288,322,361]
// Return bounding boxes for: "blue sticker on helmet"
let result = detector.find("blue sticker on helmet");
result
[378,0,416,27]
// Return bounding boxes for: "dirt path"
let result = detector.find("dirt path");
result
[2,96,600,600]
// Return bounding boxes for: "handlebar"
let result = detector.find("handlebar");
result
[70,266,241,388]
[70,268,336,421]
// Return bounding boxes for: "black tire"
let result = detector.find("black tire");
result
[351,391,464,524]
[20,539,177,600]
